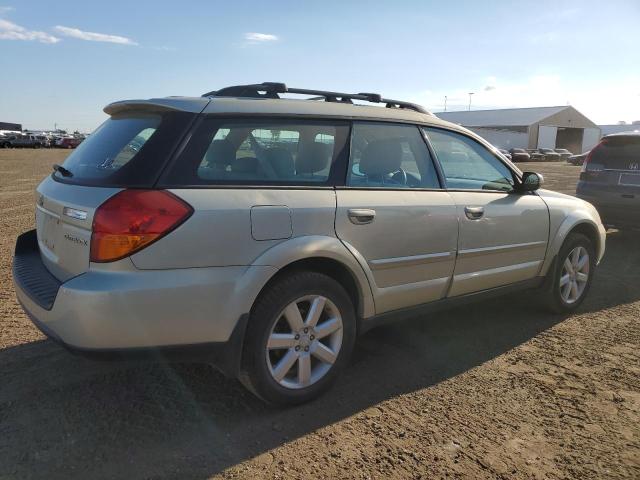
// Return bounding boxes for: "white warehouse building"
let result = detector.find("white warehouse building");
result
[437,106,600,154]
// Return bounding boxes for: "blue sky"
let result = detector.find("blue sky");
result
[1,0,639,131]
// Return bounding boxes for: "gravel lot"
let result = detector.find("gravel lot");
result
[0,150,638,479]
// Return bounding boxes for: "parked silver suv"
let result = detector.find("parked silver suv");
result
[13,83,606,405]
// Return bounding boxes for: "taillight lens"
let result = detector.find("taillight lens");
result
[580,140,605,179]
[91,190,193,262]
[582,140,605,172]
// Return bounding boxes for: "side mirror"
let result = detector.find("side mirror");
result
[520,171,544,192]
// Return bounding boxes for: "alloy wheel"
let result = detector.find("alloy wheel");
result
[265,295,343,389]
[559,246,590,304]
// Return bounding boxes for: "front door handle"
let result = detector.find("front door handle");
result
[348,208,376,225]
[464,206,484,220]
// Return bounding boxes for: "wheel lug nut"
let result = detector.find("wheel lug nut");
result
[295,334,300,340]
[295,346,300,351]
[310,335,315,340]
[303,328,309,333]
[304,346,309,352]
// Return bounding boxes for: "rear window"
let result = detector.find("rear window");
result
[160,118,350,186]
[591,136,640,170]
[54,112,195,187]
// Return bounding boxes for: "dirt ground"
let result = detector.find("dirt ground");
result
[0,150,638,480]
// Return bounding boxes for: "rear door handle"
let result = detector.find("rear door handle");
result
[348,208,376,225]
[464,206,484,220]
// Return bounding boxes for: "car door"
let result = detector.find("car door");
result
[335,122,458,314]
[424,127,550,297]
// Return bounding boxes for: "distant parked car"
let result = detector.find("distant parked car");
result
[498,149,512,161]
[568,151,589,166]
[2,134,47,148]
[554,148,573,161]
[509,148,531,162]
[56,136,82,149]
[538,148,561,162]
[577,132,640,231]
[526,149,546,162]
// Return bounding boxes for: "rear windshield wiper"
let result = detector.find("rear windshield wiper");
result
[53,164,73,177]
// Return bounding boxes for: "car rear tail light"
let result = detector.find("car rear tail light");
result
[580,140,605,179]
[91,189,193,262]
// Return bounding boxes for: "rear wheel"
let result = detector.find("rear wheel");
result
[240,271,356,405]
[541,232,595,313]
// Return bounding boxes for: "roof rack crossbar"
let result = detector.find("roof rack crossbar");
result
[202,82,431,114]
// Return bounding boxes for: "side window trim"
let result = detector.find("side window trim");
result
[423,126,520,193]
[418,126,446,189]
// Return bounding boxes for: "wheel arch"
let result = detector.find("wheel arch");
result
[250,235,375,320]
[568,222,601,254]
[541,216,605,276]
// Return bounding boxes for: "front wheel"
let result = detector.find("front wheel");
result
[541,232,595,313]
[240,271,356,405]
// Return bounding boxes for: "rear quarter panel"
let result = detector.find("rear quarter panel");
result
[131,189,337,268]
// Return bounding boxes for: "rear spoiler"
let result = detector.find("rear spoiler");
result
[104,97,210,116]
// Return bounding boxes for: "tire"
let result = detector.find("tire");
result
[540,232,596,313]
[239,271,356,406]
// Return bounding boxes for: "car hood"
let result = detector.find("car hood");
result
[537,189,576,202]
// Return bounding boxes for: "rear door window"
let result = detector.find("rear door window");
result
[161,118,349,186]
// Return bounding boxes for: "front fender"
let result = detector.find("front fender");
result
[540,213,606,276]
[251,235,376,318]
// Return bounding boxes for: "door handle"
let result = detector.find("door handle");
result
[348,208,376,225]
[464,206,484,220]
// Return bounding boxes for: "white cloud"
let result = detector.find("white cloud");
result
[53,25,137,45]
[0,18,59,43]
[244,32,278,43]
[0,6,14,14]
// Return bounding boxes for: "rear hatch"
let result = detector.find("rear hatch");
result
[36,104,200,281]
[36,179,120,281]
[580,134,640,210]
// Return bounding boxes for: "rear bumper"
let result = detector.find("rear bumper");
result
[577,187,640,230]
[13,229,276,373]
[22,302,248,376]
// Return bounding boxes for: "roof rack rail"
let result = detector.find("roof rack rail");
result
[201,82,431,115]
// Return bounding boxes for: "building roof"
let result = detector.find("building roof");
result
[436,106,570,127]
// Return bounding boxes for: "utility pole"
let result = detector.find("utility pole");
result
[444,96,448,112]
[468,92,474,111]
